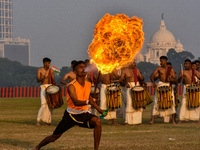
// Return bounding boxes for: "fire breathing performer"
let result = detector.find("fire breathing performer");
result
[36,57,56,126]
[32,61,105,150]
[149,56,176,124]
[119,60,146,125]
[60,60,77,85]
[85,60,100,115]
[178,59,200,123]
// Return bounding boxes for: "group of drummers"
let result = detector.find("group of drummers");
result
[33,56,200,149]
[36,55,200,127]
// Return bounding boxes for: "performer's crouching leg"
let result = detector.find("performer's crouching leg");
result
[32,134,62,150]
[89,117,102,150]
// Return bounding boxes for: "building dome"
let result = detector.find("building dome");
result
[175,39,184,52]
[150,20,176,45]
[135,52,144,63]
[144,15,185,65]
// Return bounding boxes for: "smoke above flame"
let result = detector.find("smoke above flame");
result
[88,13,144,74]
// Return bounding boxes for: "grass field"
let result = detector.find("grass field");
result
[0,97,199,150]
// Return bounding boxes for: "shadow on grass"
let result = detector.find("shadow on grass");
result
[0,138,66,150]
[0,138,32,149]
[0,119,60,126]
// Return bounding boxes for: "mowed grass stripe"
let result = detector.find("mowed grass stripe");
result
[0,97,199,150]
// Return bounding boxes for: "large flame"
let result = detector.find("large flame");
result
[88,13,144,74]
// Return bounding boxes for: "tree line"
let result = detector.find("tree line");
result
[0,49,196,87]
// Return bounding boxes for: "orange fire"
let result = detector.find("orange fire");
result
[88,13,144,74]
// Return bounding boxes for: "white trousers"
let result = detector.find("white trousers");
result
[151,82,176,121]
[125,82,143,125]
[37,84,53,123]
[179,85,200,121]
[100,84,116,119]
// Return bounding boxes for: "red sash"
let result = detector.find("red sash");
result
[165,66,172,82]
[133,68,138,85]
[90,71,94,83]
[192,69,195,83]
[48,69,52,84]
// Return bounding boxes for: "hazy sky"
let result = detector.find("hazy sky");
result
[13,0,200,68]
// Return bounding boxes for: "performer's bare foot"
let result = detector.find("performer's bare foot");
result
[108,119,119,125]
[112,119,119,125]
[45,123,51,126]
[31,147,38,150]
[36,122,41,127]
[108,120,113,125]
[149,121,154,124]
[172,120,176,124]
[149,116,154,124]
[123,122,129,126]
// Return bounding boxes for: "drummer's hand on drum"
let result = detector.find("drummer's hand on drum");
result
[126,83,130,88]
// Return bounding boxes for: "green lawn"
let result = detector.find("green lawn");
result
[0,97,199,150]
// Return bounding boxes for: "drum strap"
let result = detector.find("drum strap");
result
[192,69,195,83]
[90,71,94,83]
[133,68,138,85]
[48,69,52,84]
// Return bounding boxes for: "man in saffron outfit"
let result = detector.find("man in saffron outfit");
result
[36,57,56,126]
[149,56,176,124]
[32,61,105,150]
[178,59,200,123]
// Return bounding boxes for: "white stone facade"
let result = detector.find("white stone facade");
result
[144,18,184,65]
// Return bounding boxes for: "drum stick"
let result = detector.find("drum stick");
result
[181,64,183,78]
[93,71,101,98]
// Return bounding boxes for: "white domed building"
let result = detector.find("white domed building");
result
[144,17,184,65]
[134,52,144,63]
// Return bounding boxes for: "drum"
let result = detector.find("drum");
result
[45,85,64,109]
[157,86,173,109]
[106,84,122,109]
[186,84,200,108]
[131,86,152,109]
[90,86,100,105]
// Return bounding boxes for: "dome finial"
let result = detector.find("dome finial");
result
[162,13,164,20]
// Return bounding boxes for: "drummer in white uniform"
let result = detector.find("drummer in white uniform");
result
[178,59,200,123]
[119,60,145,125]
[149,56,176,124]
[36,57,57,126]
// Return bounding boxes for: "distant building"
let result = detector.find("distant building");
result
[0,0,30,65]
[134,53,144,63]
[0,0,13,39]
[0,37,30,65]
[144,15,184,65]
